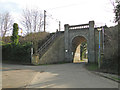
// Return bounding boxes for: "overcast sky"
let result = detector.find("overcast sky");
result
[0,0,117,34]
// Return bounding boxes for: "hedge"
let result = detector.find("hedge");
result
[2,42,32,64]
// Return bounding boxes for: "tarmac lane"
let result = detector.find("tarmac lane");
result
[26,63,118,88]
[2,69,37,88]
[2,63,119,88]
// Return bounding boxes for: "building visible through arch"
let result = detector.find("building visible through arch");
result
[64,21,96,63]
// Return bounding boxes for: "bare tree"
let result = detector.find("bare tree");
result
[114,2,120,23]
[38,13,43,32]
[0,12,13,37]
[109,0,120,23]
[21,8,44,34]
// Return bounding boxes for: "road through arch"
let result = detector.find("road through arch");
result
[64,21,96,63]
[72,36,88,63]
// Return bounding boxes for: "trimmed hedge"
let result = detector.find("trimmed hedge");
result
[2,42,32,64]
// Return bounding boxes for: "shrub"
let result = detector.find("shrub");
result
[0,41,5,46]
[11,23,19,45]
[2,42,32,64]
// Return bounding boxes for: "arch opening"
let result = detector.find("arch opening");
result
[72,36,88,63]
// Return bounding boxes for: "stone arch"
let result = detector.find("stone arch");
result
[70,35,88,45]
[64,21,96,63]
[71,35,88,62]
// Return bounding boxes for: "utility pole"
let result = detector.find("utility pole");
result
[59,21,61,31]
[97,28,102,68]
[44,10,46,32]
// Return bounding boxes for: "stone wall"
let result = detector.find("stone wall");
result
[38,34,65,64]
[95,25,118,66]
[94,28,99,63]
[103,25,118,61]
[32,23,118,67]
[64,21,96,63]
[100,25,118,72]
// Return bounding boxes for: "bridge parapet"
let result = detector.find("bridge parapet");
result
[69,23,89,30]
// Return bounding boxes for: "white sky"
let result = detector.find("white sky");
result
[0,0,117,34]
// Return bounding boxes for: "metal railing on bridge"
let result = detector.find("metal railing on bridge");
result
[36,31,63,58]
[69,23,89,30]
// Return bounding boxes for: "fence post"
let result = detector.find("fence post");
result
[31,47,33,63]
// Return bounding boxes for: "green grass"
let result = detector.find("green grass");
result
[111,76,120,81]
[85,63,98,71]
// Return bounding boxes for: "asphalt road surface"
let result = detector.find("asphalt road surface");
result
[2,63,118,88]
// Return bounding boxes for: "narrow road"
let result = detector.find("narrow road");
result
[2,63,118,88]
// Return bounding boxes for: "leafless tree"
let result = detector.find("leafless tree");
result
[0,12,13,37]
[21,8,44,34]
[109,0,120,23]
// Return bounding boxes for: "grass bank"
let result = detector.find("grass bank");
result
[85,63,99,71]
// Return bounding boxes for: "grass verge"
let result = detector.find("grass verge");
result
[85,63,98,71]
[85,63,120,82]
[111,76,120,81]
